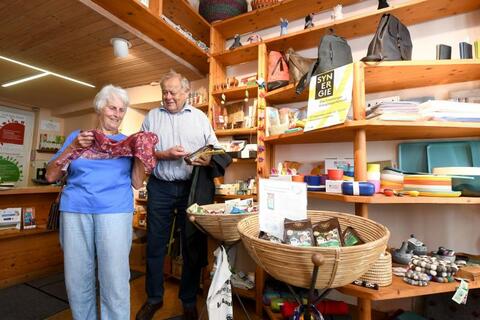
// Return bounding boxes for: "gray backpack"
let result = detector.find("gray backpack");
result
[296,32,353,94]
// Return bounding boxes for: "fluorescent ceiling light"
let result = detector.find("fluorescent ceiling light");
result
[2,72,50,87]
[0,55,95,88]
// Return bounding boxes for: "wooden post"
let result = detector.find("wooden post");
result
[358,298,372,320]
[148,0,162,17]
[352,62,366,120]
[354,128,368,219]
[257,43,268,180]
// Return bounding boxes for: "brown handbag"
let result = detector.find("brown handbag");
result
[285,48,316,84]
[267,51,289,91]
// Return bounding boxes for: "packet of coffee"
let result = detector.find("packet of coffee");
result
[283,218,313,247]
[313,218,343,247]
[342,226,364,246]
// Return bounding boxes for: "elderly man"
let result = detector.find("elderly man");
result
[136,70,218,320]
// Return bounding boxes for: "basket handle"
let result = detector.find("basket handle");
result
[311,253,325,267]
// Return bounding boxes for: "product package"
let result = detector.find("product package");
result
[22,207,36,229]
[283,218,313,247]
[313,218,343,247]
[342,226,364,246]
[184,144,225,165]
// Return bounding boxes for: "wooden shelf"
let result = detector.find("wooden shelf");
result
[161,0,210,44]
[0,226,55,241]
[36,149,59,154]
[264,120,480,144]
[193,102,208,111]
[215,127,258,137]
[264,83,308,104]
[211,0,361,39]
[308,192,480,204]
[364,60,480,93]
[0,186,61,195]
[212,85,258,101]
[265,0,480,52]
[212,43,259,65]
[90,0,209,74]
[233,286,256,300]
[337,275,480,301]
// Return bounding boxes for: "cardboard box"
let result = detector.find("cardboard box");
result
[325,180,344,193]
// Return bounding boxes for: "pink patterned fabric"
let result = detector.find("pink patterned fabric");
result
[56,130,158,173]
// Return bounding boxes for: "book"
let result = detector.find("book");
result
[22,207,36,229]
[184,145,225,165]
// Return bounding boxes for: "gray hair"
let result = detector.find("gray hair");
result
[93,84,129,112]
[160,70,190,93]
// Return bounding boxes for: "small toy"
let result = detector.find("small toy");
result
[229,34,243,50]
[304,13,314,29]
[246,34,262,44]
[378,0,389,9]
[407,234,428,255]
[280,18,288,36]
[392,241,413,265]
[331,4,343,21]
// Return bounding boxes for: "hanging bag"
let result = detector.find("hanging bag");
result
[296,31,353,94]
[285,48,316,84]
[267,51,290,91]
[361,13,412,62]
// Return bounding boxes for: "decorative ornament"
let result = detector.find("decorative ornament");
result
[304,13,314,29]
[280,18,288,36]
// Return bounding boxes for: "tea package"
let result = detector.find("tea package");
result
[342,226,365,246]
[313,218,343,247]
[283,218,314,247]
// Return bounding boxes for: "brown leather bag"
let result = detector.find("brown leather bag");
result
[285,48,315,84]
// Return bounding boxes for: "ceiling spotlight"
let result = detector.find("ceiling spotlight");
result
[111,37,132,58]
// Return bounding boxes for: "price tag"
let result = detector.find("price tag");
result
[452,279,469,304]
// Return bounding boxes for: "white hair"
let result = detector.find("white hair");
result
[93,84,129,113]
[160,70,190,92]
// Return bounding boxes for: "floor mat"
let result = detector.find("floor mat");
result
[1,269,146,319]
[0,284,69,320]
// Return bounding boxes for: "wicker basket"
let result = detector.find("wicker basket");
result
[358,251,392,286]
[237,210,390,289]
[251,0,281,10]
[188,203,256,243]
[199,0,248,23]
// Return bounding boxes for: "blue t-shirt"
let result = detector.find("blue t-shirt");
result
[51,130,134,214]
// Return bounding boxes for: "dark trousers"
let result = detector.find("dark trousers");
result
[145,176,200,307]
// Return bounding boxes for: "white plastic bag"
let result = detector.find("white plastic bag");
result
[207,246,233,320]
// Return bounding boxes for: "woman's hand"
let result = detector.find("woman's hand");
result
[72,130,95,149]
[131,157,146,189]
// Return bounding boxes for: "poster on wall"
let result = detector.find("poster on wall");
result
[304,63,354,131]
[0,106,35,186]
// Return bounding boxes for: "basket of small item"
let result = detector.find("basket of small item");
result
[237,210,390,289]
[187,200,257,243]
[251,0,281,10]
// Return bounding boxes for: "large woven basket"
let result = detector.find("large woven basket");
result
[358,251,392,287]
[199,0,247,23]
[237,210,390,289]
[188,203,256,243]
[251,0,281,10]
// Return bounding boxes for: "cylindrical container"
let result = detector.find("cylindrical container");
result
[292,174,305,182]
[327,169,344,180]
[341,181,376,196]
[367,163,381,193]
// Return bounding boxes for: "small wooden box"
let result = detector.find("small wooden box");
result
[456,265,480,281]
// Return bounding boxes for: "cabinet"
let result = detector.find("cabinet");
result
[205,0,480,319]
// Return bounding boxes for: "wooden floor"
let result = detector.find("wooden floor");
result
[47,268,262,320]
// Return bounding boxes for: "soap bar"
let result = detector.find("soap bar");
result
[341,181,375,196]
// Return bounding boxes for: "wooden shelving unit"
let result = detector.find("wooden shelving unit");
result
[215,127,257,137]
[0,226,55,241]
[193,102,208,111]
[214,194,257,201]
[212,43,259,65]
[161,0,210,44]
[307,192,480,204]
[211,0,361,39]
[90,0,209,74]
[212,85,258,101]
[232,158,256,164]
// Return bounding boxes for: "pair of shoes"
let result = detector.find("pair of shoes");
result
[183,305,198,320]
[136,300,164,320]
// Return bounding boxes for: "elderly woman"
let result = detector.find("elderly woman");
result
[46,84,145,320]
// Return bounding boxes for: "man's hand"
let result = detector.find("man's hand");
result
[163,145,189,160]
[191,153,212,166]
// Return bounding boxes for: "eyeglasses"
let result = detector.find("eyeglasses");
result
[162,90,184,97]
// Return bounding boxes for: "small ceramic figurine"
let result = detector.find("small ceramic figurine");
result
[247,34,262,44]
[280,18,288,36]
[229,34,243,50]
[331,4,343,21]
[246,0,253,12]
[304,13,314,29]
[378,0,389,9]
[392,241,413,265]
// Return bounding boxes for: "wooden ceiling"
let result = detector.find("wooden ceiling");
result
[0,0,204,111]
